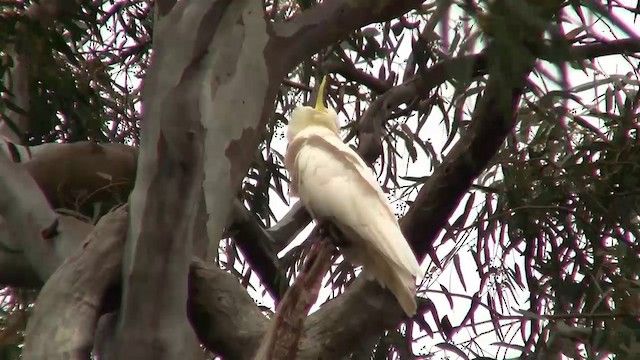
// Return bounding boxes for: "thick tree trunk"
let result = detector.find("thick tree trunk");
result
[114,0,274,358]
[4,0,628,359]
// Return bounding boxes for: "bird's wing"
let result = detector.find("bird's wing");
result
[288,132,419,276]
[284,136,304,197]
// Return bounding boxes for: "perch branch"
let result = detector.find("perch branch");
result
[22,206,128,360]
[254,237,334,360]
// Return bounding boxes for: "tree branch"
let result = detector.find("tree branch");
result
[1,5,636,353]
[355,53,488,163]
[8,140,287,303]
[0,151,78,279]
[561,38,640,60]
[294,11,555,357]
[322,59,391,94]
[114,0,220,357]
[350,38,640,164]
[117,0,282,357]
[267,201,312,252]
[22,205,128,360]
[255,236,334,360]
[0,242,40,288]
[0,213,269,360]
[230,199,289,301]
[298,279,407,359]
[22,142,137,212]
[269,0,425,73]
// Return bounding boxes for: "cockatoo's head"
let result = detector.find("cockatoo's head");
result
[287,76,340,141]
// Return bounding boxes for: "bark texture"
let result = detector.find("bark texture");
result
[115,0,211,356]
[2,35,636,358]
[22,206,128,360]
[255,238,335,359]
[1,0,638,359]
[117,0,275,358]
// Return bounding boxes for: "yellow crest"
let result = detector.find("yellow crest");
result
[314,76,328,112]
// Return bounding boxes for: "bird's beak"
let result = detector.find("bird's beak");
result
[314,76,329,113]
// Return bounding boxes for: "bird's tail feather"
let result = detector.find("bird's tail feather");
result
[386,269,417,316]
[367,255,417,316]
[336,226,418,316]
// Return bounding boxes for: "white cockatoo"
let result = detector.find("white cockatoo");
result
[284,77,421,316]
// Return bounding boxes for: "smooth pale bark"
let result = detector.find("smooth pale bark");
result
[0,153,75,279]
[2,36,636,358]
[116,0,274,358]
[197,0,271,261]
[1,141,284,295]
[24,142,136,212]
[115,1,209,358]
[22,206,128,359]
[4,0,637,358]
[0,210,268,360]
[0,213,94,288]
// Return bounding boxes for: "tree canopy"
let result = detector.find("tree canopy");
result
[0,0,639,359]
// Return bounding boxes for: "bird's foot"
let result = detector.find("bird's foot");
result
[316,221,343,256]
[316,221,340,242]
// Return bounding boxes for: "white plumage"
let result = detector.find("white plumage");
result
[284,77,420,316]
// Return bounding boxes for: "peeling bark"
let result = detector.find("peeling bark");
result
[198,0,273,262]
[117,0,272,358]
[2,0,636,359]
[116,22,206,360]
